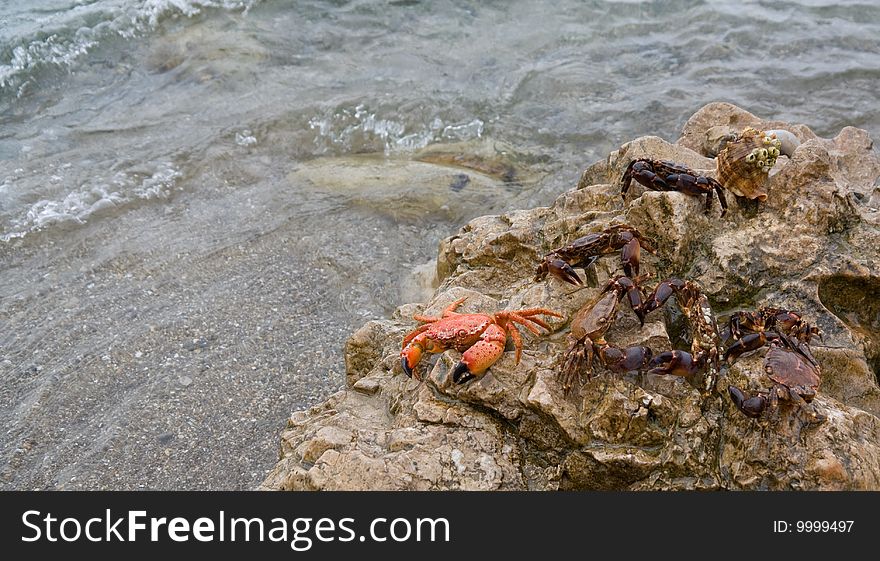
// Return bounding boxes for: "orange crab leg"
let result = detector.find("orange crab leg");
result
[412,297,467,323]
[499,308,562,332]
[451,323,508,384]
[507,323,523,364]
[401,323,431,349]
[515,307,563,320]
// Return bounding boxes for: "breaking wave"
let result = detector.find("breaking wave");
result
[0,0,261,96]
[1,163,181,241]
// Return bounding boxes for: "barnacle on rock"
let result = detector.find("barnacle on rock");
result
[763,129,801,159]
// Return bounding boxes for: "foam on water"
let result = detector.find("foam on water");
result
[307,104,484,156]
[1,0,879,243]
[0,0,261,94]
[1,162,181,241]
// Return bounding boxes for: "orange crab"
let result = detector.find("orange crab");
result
[400,297,562,384]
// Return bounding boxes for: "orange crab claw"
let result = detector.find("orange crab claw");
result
[451,323,507,384]
[401,338,424,380]
[401,354,418,379]
[401,331,449,381]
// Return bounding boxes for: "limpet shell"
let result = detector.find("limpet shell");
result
[715,127,787,201]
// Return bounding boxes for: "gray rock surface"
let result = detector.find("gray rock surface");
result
[261,103,880,491]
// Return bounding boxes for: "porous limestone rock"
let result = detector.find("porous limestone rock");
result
[261,103,880,491]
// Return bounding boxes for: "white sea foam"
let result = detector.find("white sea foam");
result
[235,130,258,147]
[0,0,262,93]
[307,104,485,156]
[1,163,181,241]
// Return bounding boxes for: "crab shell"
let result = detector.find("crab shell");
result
[715,127,792,201]
[764,341,820,394]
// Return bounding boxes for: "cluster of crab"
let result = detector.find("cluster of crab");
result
[398,128,822,429]
[399,222,825,428]
[535,223,825,425]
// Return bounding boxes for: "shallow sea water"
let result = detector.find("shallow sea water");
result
[1,0,879,489]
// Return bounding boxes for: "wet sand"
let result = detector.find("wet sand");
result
[0,153,536,489]
[2,199,343,488]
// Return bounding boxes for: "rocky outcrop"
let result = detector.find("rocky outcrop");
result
[261,103,880,491]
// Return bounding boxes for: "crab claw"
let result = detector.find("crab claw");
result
[723,332,768,364]
[451,361,476,384]
[401,356,415,378]
[603,345,652,373]
[640,278,685,317]
[648,350,713,392]
[620,237,642,279]
[728,386,767,418]
[451,323,507,385]
[400,334,428,380]
[647,350,704,380]
[547,257,587,286]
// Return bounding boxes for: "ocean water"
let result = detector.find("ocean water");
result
[1,0,879,489]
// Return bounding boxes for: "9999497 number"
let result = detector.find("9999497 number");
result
[773,521,854,533]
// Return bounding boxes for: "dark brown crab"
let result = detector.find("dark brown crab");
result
[640,278,723,396]
[724,307,821,364]
[727,332,825,424]
[559,275,652,394]
[535,224,656,286]
[621,159,728,217]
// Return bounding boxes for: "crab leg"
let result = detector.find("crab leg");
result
[560,336,598,394]
[412,296,467,322]
[785,387,825,423]
[712,179,728,217]
[621,161,637,198]
[507,323,524,364]
[499,308,562,335]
